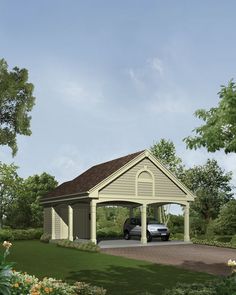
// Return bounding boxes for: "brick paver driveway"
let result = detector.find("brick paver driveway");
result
[102,244,236,276]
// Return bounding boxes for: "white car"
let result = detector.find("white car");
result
[123,217,170,242]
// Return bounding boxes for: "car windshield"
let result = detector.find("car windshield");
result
[147,219,160,224]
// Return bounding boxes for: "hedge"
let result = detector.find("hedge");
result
[192,238,236,249]
[56,239,100,252]
[0,228,43,241]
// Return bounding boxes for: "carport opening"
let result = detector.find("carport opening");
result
[96,202,185,243]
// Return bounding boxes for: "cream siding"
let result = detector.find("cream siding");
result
[99,158,186,199]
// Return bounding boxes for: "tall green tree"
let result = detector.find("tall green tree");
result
[150,139,184,178]
[215,199,236,235]
[182,159,233,224]
[0,162,22,228]
[0,58,35,155]
[184,80,236,154]
[6,173,58,228]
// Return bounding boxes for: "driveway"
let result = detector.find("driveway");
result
[102,244,236,276]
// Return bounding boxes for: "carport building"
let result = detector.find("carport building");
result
[41,150,195,244]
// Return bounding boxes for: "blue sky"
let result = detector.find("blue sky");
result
[1,1,236,205]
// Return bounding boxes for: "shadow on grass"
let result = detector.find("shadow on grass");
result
[66,263,213,295]
[180,260,230,276]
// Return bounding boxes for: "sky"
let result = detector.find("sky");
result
[1,1,236,214]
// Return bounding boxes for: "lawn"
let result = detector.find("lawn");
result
[5,241,214,295]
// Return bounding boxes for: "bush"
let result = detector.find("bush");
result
[40,233,51,243]
[170,233,184,240]
[192,238,236,249]
[97,229,123,239]
[215,235,233,243]
[56,240,100,252]
[163,276,236,295]
[231,235,236,246]
[0,228,43,241]
[11,271,106,295]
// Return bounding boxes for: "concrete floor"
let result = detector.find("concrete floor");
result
[98,239,191,249]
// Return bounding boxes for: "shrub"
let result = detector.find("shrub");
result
[97,229,123,239]
[215,235,233,243]
[192,238,236,249]
[163,276,236,295]
[170,233,184,240]
[0,228,43,241]
[231,235,236,246]
[11,271,107,295]
[40,233,51,243]
[56,240,100,252]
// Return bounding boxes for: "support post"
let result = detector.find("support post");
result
[90,200,97,244]
[141,204,147,244]
[51,207,55,240]
[68,205,73,241]
[184,202,190,242]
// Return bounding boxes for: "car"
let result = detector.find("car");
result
[123,217,170,242]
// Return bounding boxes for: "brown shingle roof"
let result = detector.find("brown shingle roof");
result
[43,150,144,199]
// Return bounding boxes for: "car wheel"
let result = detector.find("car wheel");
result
[124,231,130,240]
[161,235,169,241]
[147,231,152,242]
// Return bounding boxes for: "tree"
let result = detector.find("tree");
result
[150,139,184,178]
[182,159,233,225]
[0,58,35,155]
[184,80,236,154]
[215,199,236,235]
[0,162,22,228]
[6,173,58,228]
[150,139,185,224]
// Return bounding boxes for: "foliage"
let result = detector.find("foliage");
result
[231,235,236,246]
[97,229,123,239]
[214,200,236,235]
[163,276,236,295]
[40,233,51,243]
[0,228,43,241]
[170,233,184,241]
[167,214,184,234]
[0,241,14,295]
[0,58,35,156]
[6,173,58,228]
[150,138,184,178]
[215,236,233,243]
[11,271,107,295]
[184,79,236,154]
[56,240,100,252]
[182,159,233,223]
[0,162,23,229]
[191,238,236,249]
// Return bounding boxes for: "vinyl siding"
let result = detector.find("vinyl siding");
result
[99,158,186,199]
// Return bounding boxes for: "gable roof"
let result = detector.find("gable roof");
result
[42,150,144,200]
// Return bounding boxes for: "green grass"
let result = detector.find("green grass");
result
[4,241,214,295]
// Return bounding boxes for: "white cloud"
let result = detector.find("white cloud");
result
[148,57,164,76]
[60,80,104,109]
[51,144,84,183]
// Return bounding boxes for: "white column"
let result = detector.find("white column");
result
[51,207,55,240]
[68,205,73,241]
[141,204,147,244]
[90,200,97,244]
[184,202,190,242]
